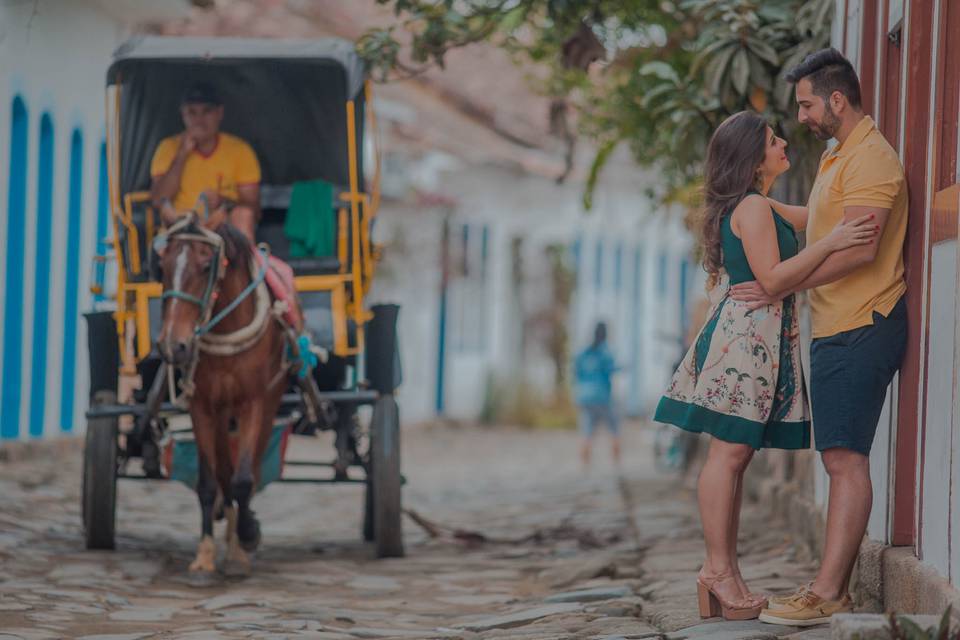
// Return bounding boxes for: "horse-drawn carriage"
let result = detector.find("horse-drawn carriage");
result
[83,36,404,563]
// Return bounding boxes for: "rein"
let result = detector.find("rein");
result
[196,257,268,337]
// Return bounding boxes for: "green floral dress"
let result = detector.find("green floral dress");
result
[654,194,811,450]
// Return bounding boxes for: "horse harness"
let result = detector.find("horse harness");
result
[153,215,327,437]
[158,216,274,402]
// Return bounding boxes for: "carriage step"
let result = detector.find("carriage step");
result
[277,476,366,484]
[87,390,381,419]
[117,471,406,485]
[117,472,365,484]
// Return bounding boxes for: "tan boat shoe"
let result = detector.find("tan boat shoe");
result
[765,581,813,609]
[759,590,852,626]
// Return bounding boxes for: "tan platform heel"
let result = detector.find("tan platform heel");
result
[697,574,765,620]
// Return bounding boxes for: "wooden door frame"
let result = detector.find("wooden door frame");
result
[892,0,935,548]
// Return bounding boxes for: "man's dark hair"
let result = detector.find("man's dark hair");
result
[785,47,862,110]
[593,322,607,346]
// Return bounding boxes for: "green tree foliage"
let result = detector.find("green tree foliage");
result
[359,0,834,208]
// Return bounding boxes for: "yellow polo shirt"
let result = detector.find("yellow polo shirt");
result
[150,132,261,212]
[806,116,907,338]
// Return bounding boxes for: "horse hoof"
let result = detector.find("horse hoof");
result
[223,558,252,578]
[185,570,219,588]
[238,518,261,552]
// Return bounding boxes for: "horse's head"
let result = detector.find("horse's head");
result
[156,210,226,367]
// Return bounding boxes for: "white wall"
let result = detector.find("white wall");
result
[0,1,136,440]
[0,0,188,441]
[920,239,957,577]
[366,202,446,425]
[367,149,685,425]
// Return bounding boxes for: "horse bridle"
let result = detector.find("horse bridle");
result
[159,214,228,329]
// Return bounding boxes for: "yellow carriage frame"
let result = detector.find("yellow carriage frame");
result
[103,82,383,373]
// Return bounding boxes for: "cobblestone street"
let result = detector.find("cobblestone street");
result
[0,423,830,640]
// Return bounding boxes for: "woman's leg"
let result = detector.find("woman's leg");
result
[728,467,764,602]
[698,437,754,604]
[729,470,743,571]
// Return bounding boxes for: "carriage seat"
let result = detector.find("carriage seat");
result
[257,182,342,276]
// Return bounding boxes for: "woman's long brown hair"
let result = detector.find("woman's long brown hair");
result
[700,111,769,289]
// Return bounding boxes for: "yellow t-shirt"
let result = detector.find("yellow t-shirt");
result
[150,132,261,212]
[806,116,908,338]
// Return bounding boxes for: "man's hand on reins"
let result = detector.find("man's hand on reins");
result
[203,205,229,230]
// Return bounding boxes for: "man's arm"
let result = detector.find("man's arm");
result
[236,183,261,218]
[151,135,195,221]
[730,205,890,308]
[792,205,889,289]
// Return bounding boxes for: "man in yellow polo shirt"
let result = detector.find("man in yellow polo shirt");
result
[150,82,261,241]
[729,48,908,625]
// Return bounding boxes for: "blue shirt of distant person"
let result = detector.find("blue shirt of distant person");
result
[574,322,620,437]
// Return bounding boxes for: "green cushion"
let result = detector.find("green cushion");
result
[284,179,336,257]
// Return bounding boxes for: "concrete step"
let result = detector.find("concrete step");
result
[831,612,954,639]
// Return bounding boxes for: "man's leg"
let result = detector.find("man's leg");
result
[759,446,866,625]
[604,403,621,465]
[812,447,872,600]
[230,205,257,243]
[578,407,595,467]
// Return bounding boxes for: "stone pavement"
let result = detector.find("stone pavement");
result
[0,423,833,639]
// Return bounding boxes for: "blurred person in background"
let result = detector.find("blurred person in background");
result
[574,322,621,467]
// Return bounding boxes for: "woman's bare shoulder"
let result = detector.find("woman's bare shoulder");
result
[731,194,774,227]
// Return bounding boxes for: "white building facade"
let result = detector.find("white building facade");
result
[368,145,696,426]
[0,0,190,441]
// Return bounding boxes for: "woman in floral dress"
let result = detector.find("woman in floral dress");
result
[654,111,878,620]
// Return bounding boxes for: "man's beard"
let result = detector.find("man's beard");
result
[807,109,842,141]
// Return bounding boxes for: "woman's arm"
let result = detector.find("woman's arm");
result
[734,195,875,298]
[767,197,808,231]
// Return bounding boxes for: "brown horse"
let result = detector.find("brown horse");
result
[156,212,286,577]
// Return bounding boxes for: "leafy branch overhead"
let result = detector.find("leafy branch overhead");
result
[359,0,833,208]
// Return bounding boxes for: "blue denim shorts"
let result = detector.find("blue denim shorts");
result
[810,297,907,455]
[578,403,620,437]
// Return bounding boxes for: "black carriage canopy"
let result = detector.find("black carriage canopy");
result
[108,36,366,198]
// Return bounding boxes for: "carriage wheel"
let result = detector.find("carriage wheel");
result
[83,390,119,550]
[368,394,403,558]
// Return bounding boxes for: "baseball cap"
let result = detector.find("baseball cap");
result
[181,82,223,106]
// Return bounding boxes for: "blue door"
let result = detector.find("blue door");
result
[29,113,55,438]
[2,97,29,440]
[60,129,84,433]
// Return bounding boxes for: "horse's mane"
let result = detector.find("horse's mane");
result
[173,219,252,267]
[213,223,253,267]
